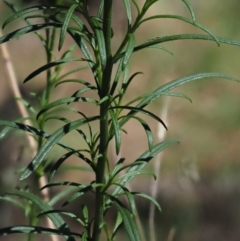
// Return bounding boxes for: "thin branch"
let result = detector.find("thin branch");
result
[0,30,59,241]
[149,98,170,241]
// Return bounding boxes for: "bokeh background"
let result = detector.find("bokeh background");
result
[0,0,240,241]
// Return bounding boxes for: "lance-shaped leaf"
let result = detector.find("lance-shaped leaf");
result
[133,34,240,53]
[0,195,25,210]
[181,0,195,22]
[122,34,135,69]
[6,190,76,241]
[36,97,97,120]
[57,66,89,81]
[91,17,106,69]
[111,140,178,197]
[111,196,141,241]
[110,106,168,130]
[109,109,121,155]
[56,79,97,91]
[0,225,80,238]
[139,15,219,46]
[123,0,132,25]
[37,210,86,227]
[59,4,78,51]
[97,0,104,17]
[67,31,99,87]
[132,192,161,212]
[110,158,125,177]
[126,91,191,106]
[62,183,103,207]
[110,161,145,181]
[24,58,87,83]
[118,72,238,129]
[41,181,85,190]
[115,169,156,181]
[112,211,123,239]
[0,23,62,44]
[20,116,99,180]
[131,0,140,16]
[110,59,124,95]
[0,120,91,164]
[48,149,92,181]
[2,5,68,29]
[48,186,80,206]
[120,115,153,151]
[121,71,143,95]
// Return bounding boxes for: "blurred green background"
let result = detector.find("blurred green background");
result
[0,1,240,241]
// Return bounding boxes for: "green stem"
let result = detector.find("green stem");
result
[92,1,113,241]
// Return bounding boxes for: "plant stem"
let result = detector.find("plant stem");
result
[92,1,113,241]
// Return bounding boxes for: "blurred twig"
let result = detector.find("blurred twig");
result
[0,30,59,241]
[149,98,170,241]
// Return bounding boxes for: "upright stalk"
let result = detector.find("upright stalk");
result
[92,1,113,241]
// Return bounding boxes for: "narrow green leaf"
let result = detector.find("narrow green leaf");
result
[126,91,192,106]
[38,210,85,227]
[24,58,87,83]
[112,183,137,215]
[122,34,135,69]
[154,72,239,93]
[121,115,153,151]
[132,192,161,212]
[118,72,238,129]
[91,17,106,68]
[113,199,140,241]
[111,140,179,197]
[139,15,219,46]
[49,149,92,181]
[123,0,132,25]
[36,97,97,120]
[41,181,85,190]
[57,66,89,81]
[59,4,78,51]
[59,165,93,173]
[48,187,79,206]
[115,169,156,181]
[111,106,168,130]
[97,0,104,18]
[0,126,11,139]
[134,34,240,53]
[121,71,143,95]
[2,5,67,29]
[110,59,123,95]
[62,184,102,206]
[111,158,125,177]
[82,205,89,224]
[0,120,90,164]
[20,116,99,180]
[0,196,25,210]
[0,225,80,238]
[147,44,173,55]
[109,109,121,155]
[181,0,196,22]
[112,211,123,238]
[0,23,61,44]
[56,79,96,90]
[111,161,145,179]
[7,190,76,241]
[131,0,140,16]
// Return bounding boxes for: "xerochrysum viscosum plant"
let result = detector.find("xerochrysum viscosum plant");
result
[0,1,240,241]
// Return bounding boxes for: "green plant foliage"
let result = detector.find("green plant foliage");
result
[0,1,239,241]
